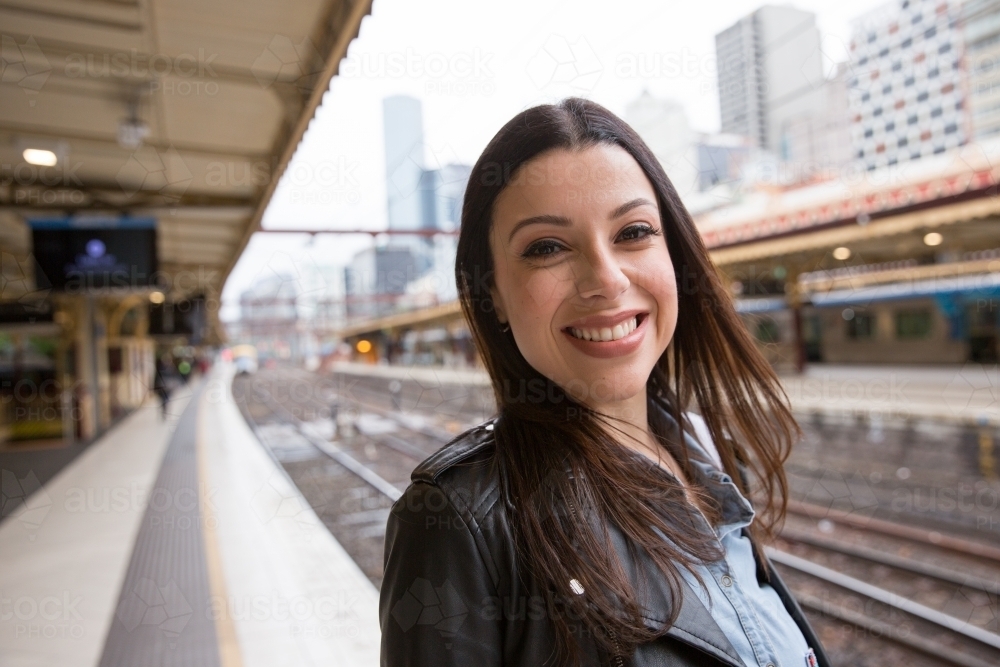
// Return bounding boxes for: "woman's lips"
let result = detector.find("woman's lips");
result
[561,313,649,359]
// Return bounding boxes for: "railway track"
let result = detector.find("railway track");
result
[235,379,402,586]
[773,501,1000,667]
[233,365,1000,666]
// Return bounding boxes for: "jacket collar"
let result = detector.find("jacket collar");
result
[627,396,746,666]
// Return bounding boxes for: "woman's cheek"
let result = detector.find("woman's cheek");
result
[521,265,573,312]
[634,253,676,295]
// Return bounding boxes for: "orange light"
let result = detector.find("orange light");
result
[356,339,372,354]
[923,232,943,247]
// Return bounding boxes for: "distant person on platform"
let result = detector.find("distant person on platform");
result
[153,356,173,419]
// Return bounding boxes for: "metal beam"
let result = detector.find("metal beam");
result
[0,2,142,32]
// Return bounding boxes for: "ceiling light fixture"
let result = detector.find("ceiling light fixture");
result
[23,148,58,166]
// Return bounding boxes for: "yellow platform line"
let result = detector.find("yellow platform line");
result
[196,388,244,667]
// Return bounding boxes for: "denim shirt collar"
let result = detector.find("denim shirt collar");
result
[686,455,755,538]
[650,397,756,537]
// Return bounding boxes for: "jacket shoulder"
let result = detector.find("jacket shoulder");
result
[405,419,502,518]
[411,419,499,484]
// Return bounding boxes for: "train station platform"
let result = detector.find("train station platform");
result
[0,365,380,667]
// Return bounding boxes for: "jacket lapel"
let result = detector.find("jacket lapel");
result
[658,577,747,667]
[606,520,745,667]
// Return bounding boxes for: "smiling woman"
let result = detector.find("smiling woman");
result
[489,144,677,437]
[379,98,831,667]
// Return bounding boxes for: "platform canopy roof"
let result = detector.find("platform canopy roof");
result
[0,0,372,341]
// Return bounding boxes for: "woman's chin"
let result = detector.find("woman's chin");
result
[555,372,649,409]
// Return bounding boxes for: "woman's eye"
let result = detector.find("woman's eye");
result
[618,223,660,242]
[521,241,564,258]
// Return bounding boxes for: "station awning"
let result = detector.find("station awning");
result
[0,0,373,342]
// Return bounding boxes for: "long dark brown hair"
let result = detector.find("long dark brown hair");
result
[455,98,798,666]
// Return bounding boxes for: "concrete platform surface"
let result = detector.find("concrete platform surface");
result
[0,363,380,667]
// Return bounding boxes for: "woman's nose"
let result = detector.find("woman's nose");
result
[574,245,630,300]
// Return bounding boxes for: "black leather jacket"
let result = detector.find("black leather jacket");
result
[380,420,832,667]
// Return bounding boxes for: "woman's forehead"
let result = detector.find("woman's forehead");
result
[493,145,658,228]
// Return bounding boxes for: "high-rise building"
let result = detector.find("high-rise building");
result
[847,0,968,171]
[426,163,471,232]
[419,163,469,303]
[382,95,430,279]
[782,62,854,177]
[696,133,754,191]
[366,95,472,317]
[383,95,425,232]
[343,246,419,320]
[715,5,826,157]
[961,0,1000,139]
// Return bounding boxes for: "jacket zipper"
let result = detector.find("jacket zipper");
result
[607,628,625,667]
[566,494,625,667]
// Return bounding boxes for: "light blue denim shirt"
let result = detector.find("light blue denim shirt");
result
[656,421,816,667]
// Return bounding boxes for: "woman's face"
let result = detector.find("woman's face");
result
[489,144,678,411]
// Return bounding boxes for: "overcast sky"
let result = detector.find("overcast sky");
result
[220,0,879,321]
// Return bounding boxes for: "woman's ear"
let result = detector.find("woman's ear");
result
[490,285,508,324]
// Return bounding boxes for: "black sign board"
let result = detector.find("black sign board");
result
[30,216,158,291]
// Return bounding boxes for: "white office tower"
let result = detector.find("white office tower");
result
[715,5,826,158]
[383,95,431,273]
[962,0,1000,139]
[847,0,968,171]
[384,95,424,231]
[625,91,699,201]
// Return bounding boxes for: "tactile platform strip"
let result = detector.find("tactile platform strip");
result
[97,385,220,667]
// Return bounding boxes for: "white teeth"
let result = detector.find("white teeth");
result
[569,317,638,342]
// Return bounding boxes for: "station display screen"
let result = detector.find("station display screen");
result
[29,216,158,291]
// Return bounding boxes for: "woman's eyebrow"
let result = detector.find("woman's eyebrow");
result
[506,198,656,243]
[507,214,571,243]
[610,197,656,219]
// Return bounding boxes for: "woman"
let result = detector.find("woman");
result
[380,98,830,667]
